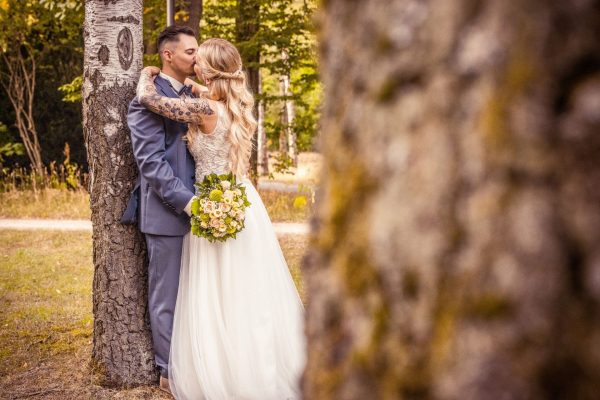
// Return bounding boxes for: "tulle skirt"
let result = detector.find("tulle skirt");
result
[168,179,306,400]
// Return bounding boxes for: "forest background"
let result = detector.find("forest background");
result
[0,0,320,184]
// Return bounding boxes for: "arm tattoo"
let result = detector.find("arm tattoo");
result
[136,69,215,124]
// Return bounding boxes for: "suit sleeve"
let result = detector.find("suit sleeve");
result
[128,96,194,214]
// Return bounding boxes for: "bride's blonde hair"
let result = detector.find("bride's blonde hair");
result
[194,38,257,177]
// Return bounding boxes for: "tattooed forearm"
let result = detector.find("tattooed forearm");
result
[136,68,215,124]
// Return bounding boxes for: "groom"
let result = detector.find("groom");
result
[121,25,198,393]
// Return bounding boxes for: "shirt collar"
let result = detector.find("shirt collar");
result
[159,71,185,94]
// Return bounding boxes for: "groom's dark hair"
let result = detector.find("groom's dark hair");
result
[157,25,197,53]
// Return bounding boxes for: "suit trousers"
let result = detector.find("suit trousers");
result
[145,233,184,378]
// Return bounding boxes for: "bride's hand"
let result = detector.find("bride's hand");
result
[142,66,161,76]
[137,66,160,100]
[184,77,209,96]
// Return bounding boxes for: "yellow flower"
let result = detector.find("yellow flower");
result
[26,13,38,26]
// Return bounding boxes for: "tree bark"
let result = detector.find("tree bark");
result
[83,0,154,386]
[304,1,600,399]
[236,0,260,181]
[257,73,269,176]
[176,0,203,36]
[280,49,297,166]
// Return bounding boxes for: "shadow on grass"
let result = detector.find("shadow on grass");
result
[0,230,307,399]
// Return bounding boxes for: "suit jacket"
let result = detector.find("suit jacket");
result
[121,75,196,236]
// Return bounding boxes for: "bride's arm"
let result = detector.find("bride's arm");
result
[136,67,215,125]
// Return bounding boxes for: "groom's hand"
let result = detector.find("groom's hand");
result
[184,196,197,217]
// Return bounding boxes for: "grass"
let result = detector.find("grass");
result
[0,188,313,222]
[0,189,92,220]
[0,229,307,399]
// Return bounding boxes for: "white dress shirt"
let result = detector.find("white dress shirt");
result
[159,71,185,95]
[159,71,195,216]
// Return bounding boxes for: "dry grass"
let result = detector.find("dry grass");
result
[0,189,91,220]
[0,188,312,223]
[0,229,307,399]
[0,152,321,223]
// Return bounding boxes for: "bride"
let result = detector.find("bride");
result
[136,38,306,399]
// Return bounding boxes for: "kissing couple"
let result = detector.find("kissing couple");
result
[122,25,306,399]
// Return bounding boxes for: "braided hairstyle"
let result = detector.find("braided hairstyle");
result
[194,38,257,177]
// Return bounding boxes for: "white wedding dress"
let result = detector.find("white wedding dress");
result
[168,103,306,400]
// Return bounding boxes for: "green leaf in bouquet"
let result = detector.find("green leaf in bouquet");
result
[209,189,223,202]
[191,198,200,215]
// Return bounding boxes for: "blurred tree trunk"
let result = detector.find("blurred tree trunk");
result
[236,0,260,181]
[280,49,297,166]
[83,0,154,386]
[257,73,269,176]
[176,0,202,35]
[304,1,600,399]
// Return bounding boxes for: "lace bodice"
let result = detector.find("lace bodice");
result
[187,103,232,182]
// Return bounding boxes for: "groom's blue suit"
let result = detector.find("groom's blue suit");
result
[122,74,195,379]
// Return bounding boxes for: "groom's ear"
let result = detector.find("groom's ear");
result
[161,48,173,64]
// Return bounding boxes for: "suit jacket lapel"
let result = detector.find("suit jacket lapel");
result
[154,75,179,99]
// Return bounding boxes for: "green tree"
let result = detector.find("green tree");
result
[202,0,319,174]
[0,0,83,171]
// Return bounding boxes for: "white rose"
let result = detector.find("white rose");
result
[224,190,234,200]
[221,180,231,190]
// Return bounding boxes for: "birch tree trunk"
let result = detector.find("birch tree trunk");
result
[83,0,155,386]
[304,1,600,399]
[280,49,297,166]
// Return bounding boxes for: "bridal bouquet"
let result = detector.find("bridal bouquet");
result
[190,172,251,242]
